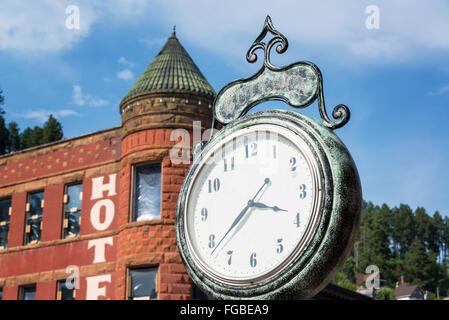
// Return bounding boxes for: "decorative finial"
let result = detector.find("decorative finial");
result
[172,25,176,37]
[246,15,288,70]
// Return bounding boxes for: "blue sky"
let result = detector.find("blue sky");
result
[0,0,448,217]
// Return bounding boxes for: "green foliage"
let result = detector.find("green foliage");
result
[0,89,64,154]
[333,272,358,291]
[0,115,9,155]
[7,122,21,152]
[42,114,63,143]
[375,288,396,300]
[338,200,449,298]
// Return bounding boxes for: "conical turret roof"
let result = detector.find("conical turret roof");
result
[122,29,215,103]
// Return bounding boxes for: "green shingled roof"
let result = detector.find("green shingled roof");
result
[122,31,215,102]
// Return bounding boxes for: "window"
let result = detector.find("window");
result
[57,280,75,300]
[0,198,11,249]
[0,288,3,300]
[19,285,36,300]
[127,267,159,300]
[25,191,44,245]
[132,163,161,222]
[62,183,82,238]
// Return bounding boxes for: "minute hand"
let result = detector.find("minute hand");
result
[211,178,270,255]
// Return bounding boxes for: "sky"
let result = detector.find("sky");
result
[0,0,448,217]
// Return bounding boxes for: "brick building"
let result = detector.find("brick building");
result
[0,30,215,300]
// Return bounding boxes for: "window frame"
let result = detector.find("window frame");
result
[129,162,163,223]
[18,284,36,300]
[56,279,76,300]
[24,190,45,245]
[0,197,12,250]
[61,182,83,239]
[126,266,159,300]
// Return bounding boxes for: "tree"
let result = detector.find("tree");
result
[392,204,415,258]
[42,114,63,143]
[333,272,358,291]
[0,115,8,155]
[404,240,442,292]
[0,88,4,113]
[375,288,395,300]
[20,127,34,149]
[7,122,20,152]
[415,207,439,255]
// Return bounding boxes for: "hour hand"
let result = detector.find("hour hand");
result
[251,202,288,212]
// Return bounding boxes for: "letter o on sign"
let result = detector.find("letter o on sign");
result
[90,199,114,231]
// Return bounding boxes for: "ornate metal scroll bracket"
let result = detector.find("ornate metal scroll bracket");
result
[213,15,350,130]
[246,16,288,70]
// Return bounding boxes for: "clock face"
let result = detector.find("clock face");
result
[185,124,323,285]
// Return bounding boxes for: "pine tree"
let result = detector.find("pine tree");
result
[42,114,63,144]
[415,207,439,255]
[7,122,21,152]
[0,115,9,155]
[392,204,415,258]
[20,127,34,149]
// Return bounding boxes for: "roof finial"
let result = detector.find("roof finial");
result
[172,25,176,37]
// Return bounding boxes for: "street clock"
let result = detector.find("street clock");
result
[176,16,362,299]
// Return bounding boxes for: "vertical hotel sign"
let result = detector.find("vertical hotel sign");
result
[85,174,116,300]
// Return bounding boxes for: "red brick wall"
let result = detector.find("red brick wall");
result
[8,193,27,248]
[41,185,64,242]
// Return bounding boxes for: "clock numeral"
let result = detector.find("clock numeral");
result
[290,157,297,171]
[273,145,277,159]
[299,184,307,199]
[245,143,258,158]
[226,250,233,265]
[276,238,283,254]
[208,234,215,249]
[223,157,235,172]
[208,178,220,193]
[201,208,208,221]
[294,212,300,228]
[250,252,257,268]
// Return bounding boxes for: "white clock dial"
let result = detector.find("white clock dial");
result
[185,124,322,285]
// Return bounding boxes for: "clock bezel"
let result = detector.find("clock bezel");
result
[176,109,362,299]
[183,123,324,286]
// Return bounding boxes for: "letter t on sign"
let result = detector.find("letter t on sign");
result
[88,237,114,263]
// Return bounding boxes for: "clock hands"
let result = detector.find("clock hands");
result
[211,178,270,255]
[251,202,288,212]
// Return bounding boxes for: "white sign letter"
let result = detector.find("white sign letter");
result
[91,174,117,200]
[86,274,111,300]
[90,199,115,231]
[88,237,114,263]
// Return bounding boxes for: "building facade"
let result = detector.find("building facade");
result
[0,30,215,300]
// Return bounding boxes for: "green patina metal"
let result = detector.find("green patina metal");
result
[121,28,215,104]
[175,16,362,299]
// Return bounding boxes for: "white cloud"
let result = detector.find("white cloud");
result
[136,0,449,63]
[118,57,134,68]
[72,85,109,107]
[139,37,166,47]
[0,1,96,52]
[117,69,134,81]
[429,84,449,96]
[16,109,80,123]
[2,0,449,63]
